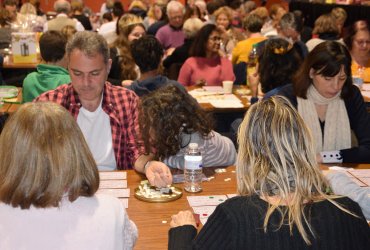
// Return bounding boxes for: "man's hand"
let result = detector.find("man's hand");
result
[145,161,173,188]
[170,210,197,228]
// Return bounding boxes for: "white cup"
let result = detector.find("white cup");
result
[222,80,233,94]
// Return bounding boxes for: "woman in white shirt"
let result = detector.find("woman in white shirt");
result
[0,102,137,250]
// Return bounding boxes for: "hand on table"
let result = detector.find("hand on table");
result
[170,210,197,228]
[195,79,206,87]
[145,161,173,188]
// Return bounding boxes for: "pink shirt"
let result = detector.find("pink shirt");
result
[177,57,235,86]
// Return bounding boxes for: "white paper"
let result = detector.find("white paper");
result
[361,84,370,91]
[187,195,227,207]
[96,188,130,197]
[227,194,238,198]
[192,205,217,225]
[348,169,370,178]
[202,86,224,92]
[209,100,244,108]
[99,179,127,189]
[99,171,127,180]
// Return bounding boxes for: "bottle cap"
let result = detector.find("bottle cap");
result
[188,143,198,150]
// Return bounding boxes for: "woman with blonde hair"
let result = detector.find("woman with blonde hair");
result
[0,102,137,249]
[306,14,343,51]
[213,6,244,58]
[169,96,369,249]
[109,13,146,86]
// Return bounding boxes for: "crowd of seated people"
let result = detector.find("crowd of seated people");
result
[0,1,369,249]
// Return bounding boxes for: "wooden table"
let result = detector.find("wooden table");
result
[126,163,370,250]
[0,88,22,114]
[2,55,39,69]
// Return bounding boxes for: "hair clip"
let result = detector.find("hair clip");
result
[273,43,293,55]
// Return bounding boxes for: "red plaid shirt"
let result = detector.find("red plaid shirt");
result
[35,82,144,170]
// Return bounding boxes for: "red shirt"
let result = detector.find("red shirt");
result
[35,82,144,170]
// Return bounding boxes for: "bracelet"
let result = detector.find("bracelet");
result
[144,160,151,174]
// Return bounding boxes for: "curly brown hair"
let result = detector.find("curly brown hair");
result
[139,84,213,160]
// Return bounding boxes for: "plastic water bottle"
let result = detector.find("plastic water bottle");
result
[246,44,258,86]
[184,143,203,193]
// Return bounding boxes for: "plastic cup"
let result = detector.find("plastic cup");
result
[222,80,234,94]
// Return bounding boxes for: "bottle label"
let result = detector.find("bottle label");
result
[184,155,202,170]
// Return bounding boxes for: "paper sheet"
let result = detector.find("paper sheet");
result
[99,171,127,180]
[192,206,217,225]
[99,179,127,189]
[96,188,130,198]
[187,195,227,207]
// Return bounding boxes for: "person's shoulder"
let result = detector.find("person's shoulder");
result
[156,24,170,34]
[35,83,71,101]
[105,82,139,101]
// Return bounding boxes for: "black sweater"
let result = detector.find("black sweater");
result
[277,84,370,163]
[169,195,370,250]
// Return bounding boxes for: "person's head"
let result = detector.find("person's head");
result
[39,30,68,64]
[190,23,221,57]
[54,0,71,15]
[312,14,339,36]
[0,8,12,27]
[61,25,77,41]
[66,31,112,108]
[250,7,268,23]
[117,14,145,42]
[147,0,165,21]
[214,6,233,30]
[331,7,347,32]
[243,13,263,33]
[102,12,113,23]
[182,17,204,39]
[206,0,225,16]
[344,20,370,56]
[71,0,84,13]
[268,3,286,22]
[278,12,303,43]
[112,1,124,19]
[294,41,352,100]
[0,102,99,209]
[3,0,17,20]
[166,0,185,28]
[20,2,36,15]
[131,35,163,73]
[237,96,327,244]
[139,84,213,159]
[258,38,302,93]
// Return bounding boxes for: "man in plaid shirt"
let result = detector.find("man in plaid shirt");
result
[36,31,172,187]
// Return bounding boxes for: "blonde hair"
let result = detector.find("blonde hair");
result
[0,102,99,209]
[313,14,339,35]
[61,25,77,41]
[183,17,204,38]
[20,2,37,15]
[251,7,269,23]
[214,6,233,24]
[237,96,355,245]
[117,14,144,37]
[331,7,347,25]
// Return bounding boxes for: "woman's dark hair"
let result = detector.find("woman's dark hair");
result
[139,84,213,159]
[293,41,353,100]
[344,20,370,51]
[258,38,302,93]
[190,23,219,57]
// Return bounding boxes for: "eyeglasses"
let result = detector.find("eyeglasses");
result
[209,36,222,42]
[354,40,370,46]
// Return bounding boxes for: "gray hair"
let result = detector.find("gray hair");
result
[166,0,184,16]
[54,0,71,14]
[279,12,302,33]
[183,18,204,38]
[66,31,110,64]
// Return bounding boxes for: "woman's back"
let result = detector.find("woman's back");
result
[170,195,370,249]
[0,194,137,250]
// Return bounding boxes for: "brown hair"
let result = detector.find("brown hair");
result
[312,14,339,35]
[113,14,145,81]
[139,84,213,159]
[293,41,353,100]
[0,102,99,209]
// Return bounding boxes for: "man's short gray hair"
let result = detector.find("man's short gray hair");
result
[54,0,71,14]
[66,31,110,64]
[279,12,302,33]
[166,0,184,16]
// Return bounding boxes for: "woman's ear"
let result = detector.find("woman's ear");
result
[309,68,315,79]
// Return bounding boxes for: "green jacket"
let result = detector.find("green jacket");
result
[22,64,71,103]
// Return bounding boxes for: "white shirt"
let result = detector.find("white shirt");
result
[0,195,137,250]
[77,103,117,171]
[43,13,85,32]
[98,20,118,45]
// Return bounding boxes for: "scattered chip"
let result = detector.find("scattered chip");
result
[162,220,167,224]
[215,168,226,173]
[224,178,231,182]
